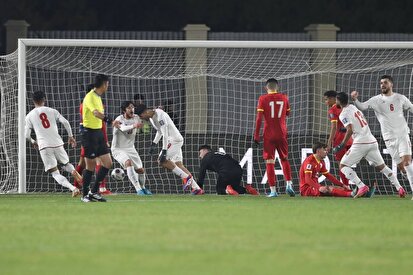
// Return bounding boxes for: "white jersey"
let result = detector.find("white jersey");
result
[354,93,413,140]
[339,104,377,144]
[25,106,73,150]
[150,109,183,150]
[111,114,141,150]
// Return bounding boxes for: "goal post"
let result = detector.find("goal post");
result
[5,39,413,194]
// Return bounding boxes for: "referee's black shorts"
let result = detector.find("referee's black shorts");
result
[81,128,109,159]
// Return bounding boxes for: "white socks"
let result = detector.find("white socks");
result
[126,166,142,191]
[61,163,75,173]
[286,181,293,188]
[172,166,189,179]
[380,166,402,191]
[51,170,75,191]
[138,173,146,189]
[270,186,276,193]
[404,163,413,192]
[340,166,365,188]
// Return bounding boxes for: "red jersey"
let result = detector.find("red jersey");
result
[79,103,108,143]
[328,104,352,147]
[254,92,290,141]
[299,154,326,190]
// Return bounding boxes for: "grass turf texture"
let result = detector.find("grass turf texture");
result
[1,194,413,275]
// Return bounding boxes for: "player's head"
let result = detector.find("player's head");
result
[312,142,328,158]
[94,74,109,93]
[336,92,349,107]
[134,94,145,105]
[121,101,135,118]
[32,91,46,105]
[198,145,212,159]
[380,75,393,94]
[265,78,279,92]
[135,104,152,120]
[323,90,337,107]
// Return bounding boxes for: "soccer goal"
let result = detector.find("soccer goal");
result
[1,39,413,195]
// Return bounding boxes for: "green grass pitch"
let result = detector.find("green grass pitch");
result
[1,194,413,275]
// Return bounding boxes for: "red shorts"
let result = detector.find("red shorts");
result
[300,185,320,197]
[80,146,85,158]
[263,137,288,160]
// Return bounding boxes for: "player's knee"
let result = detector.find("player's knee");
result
[124,160,132,167]
[136,168,145,174]
[47,167,58,173]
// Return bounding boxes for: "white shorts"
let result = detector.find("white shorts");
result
[160,141,183,163]
[384,135,412,164]
[112,148,143,169]
[39,146,70,172]
[340,142,384,167]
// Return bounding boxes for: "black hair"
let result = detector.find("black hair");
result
[135,104,148,116]
[121,101,135,113]
[336,92,349,106]
[94,74,109,88]
[86,83,94,93]
[134,94,145,101]
[312,142,327,154]
[266,78,278,85]
[380,75,393,83]
[198,145,212,151]
[324,90,337,98]
[32,91,45,103]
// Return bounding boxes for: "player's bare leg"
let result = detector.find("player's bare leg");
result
[74,155,85,188]
[375,163,405,198]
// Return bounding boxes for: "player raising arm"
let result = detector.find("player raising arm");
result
[25,91,82,197]
[112,101,152,195]
[254,78,294,197]
[333,92,402,198]
[136,104,204,195]
[300,142,352,197]
[351,75,410,198]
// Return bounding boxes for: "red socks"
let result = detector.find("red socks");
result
[281,159,292,181]
[266,163,276,187]
[331,188,352,197]
[74,165,84,188]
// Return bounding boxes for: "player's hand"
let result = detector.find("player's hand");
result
[134,122,143,129]
[106,142,110,148]
[112,120,121,129]
[68,136,77,148]
[351,90,359,101]
[253,137,260,147]
[32,141,39,150]
[149,143,157,155]
[326,144,332,153]
[79,124,84,134]
[332,143,344,154]
[159,149,167,163]
[319,186,329,194]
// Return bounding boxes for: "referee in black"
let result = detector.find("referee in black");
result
[198,145,259,195]
[81,74,120,202]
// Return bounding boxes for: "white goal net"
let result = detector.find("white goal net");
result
[1,40,413,195]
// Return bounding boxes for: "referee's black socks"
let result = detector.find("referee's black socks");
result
[82,169,93,196]
[92,166,110,194]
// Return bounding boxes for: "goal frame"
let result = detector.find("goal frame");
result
[17,39,413,193]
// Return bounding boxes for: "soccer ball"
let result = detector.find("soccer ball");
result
[111,168,125,181]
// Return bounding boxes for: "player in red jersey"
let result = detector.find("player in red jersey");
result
[324,90,353,187]
[254,78,295,197]
[73,84,112,195]
[300,142,352,197]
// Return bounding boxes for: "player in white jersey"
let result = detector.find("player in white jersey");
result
[333,92,403,198]
[25,91,82,197]
[351,75,411,198]
[111,101,152,195]
[135,104,204,195]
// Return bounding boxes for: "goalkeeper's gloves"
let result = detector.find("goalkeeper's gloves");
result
[149,143,157,155]
[159,149,167,163]
[332,143,345,154]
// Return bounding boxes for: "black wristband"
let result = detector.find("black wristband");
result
[103,115,113,124]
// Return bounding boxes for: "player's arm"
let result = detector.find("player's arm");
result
[333,123,353,154]
[286,97,291,116]
[118,122,142,133]
[320,163,345,187]
[401,95,413,113]
[304,171,321,189]
[197,159,209,189]
[56,111,76,148]
[327,121,337,151]
[351,90,373,111]
[25,117,37,148]
[254,97,264,143]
